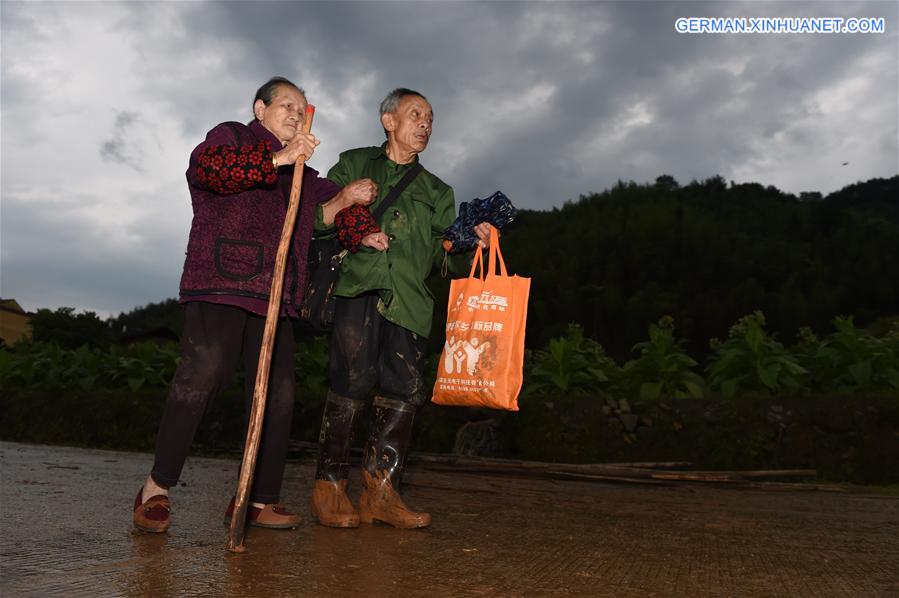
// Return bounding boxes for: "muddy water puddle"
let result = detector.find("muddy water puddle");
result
[2,442,898,597]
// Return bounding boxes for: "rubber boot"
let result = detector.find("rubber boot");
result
[359,396,431,529]
[311,392,364,528]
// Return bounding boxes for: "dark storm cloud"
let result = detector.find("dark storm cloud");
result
[1,1,896,317]
[99,111,143,169]
[158,1,898,206]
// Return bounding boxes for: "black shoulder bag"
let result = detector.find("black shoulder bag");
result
[300,163,424,332]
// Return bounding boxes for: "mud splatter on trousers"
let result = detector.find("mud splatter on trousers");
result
[328,293,428,407]
[151,302,295,504]
[320,294,429,509]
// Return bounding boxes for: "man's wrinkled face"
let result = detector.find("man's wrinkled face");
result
[383,95,433,156]
[255,85,307,144]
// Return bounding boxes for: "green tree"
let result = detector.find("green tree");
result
[108,299,185,341]
[30,307,112,349]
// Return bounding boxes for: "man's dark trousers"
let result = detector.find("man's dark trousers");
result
[328,293,428,405]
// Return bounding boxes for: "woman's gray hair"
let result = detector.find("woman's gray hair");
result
[253,77,305,116]
[379,88,427,137]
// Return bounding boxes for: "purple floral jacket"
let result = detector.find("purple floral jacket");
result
[178,120,341,316]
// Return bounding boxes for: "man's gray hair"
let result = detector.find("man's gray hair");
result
[379,88,428,138]
[379,88,428,117]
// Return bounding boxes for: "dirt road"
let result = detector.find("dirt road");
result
[1,442,897,596]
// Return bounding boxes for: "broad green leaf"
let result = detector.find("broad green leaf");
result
[721,378,738,398]
[682,380,704,398]
[640,381,662,401]
[127,377,146,392]
[759,364,780,389]
[848,361,872,388]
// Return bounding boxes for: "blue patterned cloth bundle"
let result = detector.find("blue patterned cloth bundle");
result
[443,190,517,252]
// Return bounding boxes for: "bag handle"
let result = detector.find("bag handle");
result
[468,242,485,280]
[467,225,507,280]
[486,225,507,277]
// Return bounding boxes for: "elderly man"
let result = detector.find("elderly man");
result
[310,88,489,529]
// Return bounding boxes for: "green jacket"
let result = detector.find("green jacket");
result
[315,145,470,337]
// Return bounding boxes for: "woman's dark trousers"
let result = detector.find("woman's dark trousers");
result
[151,301,295,504]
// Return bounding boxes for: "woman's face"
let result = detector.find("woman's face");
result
[254,85,307,144]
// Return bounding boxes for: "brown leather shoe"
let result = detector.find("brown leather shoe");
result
[359,470,431,529]
[133,489,171,533]
[223,497,300,529]
[311,479,360,528]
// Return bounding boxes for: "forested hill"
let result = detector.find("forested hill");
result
[466,175,899,361]
[99,175,898,363]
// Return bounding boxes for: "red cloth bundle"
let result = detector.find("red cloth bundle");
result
[335,204,381,253]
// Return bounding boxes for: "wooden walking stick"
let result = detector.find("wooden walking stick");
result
[227,104,315,552]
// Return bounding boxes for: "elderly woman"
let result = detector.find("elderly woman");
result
[133,77,376,533]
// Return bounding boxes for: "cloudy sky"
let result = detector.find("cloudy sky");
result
[1,1,897,317]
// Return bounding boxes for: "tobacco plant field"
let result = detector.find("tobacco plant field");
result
[523,313,899,399]
[2,311,897,482]
[2,311,897,400]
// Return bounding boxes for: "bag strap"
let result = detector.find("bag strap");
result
[325,163,421,269]
[469,243,484,280]
[467,226,507,279]
[371,162,424,222]
[487,226,507,277]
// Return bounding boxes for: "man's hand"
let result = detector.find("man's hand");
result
[473,222,494,248]
[320,178,379,226]
[273,132,320,165]
[340,178,378,207]
[361,231,390,252]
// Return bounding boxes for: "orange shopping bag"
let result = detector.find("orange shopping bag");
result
[432,227,530,411]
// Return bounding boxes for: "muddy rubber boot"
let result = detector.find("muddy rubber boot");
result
[311,392,364,528]
[359,396,431,529]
